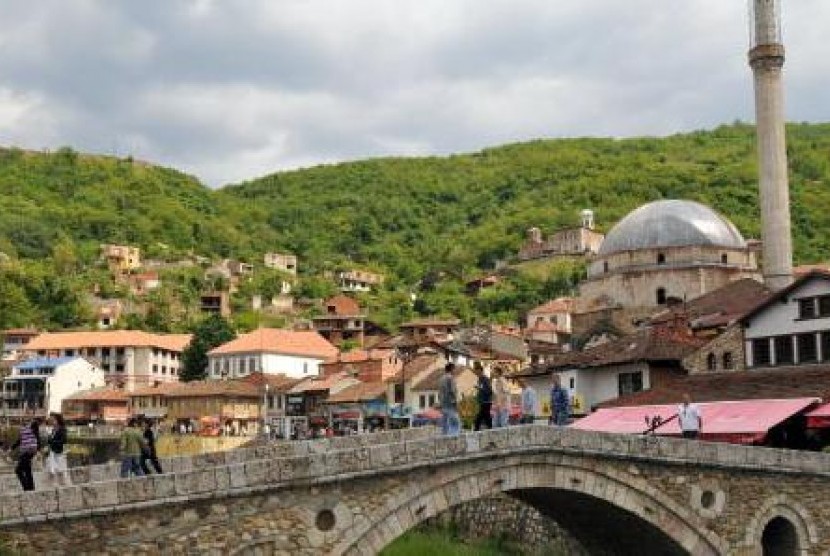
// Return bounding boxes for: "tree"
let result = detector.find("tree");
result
[180,314,236,382]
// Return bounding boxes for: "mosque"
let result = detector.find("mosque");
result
[578,199,762,310]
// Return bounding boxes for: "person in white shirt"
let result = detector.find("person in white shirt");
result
[678,394,702,439]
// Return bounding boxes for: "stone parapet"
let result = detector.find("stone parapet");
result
[1,426,828,528]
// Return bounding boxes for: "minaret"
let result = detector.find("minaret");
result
[749,0,793,289]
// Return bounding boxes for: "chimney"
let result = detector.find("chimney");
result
[748,0,793,289]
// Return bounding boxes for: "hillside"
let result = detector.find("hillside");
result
[1,123,829,330]
[220,122,830,283]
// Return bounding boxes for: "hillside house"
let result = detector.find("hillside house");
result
[336,269,384,292]
[263,252,298,275]
[208,328,338,380]
[101,244,141,274]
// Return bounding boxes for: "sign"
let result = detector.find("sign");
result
[364,400,387,418]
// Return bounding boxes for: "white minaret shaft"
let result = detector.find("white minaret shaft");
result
[749,0,793,289]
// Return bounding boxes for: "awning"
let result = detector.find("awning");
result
[805,402,830,428]
[571,398,820,445]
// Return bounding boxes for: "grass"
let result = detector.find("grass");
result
[379,530,509,556]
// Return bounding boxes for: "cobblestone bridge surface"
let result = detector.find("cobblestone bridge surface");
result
[1,425,829,555]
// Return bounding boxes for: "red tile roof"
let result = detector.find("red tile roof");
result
[528,297,574,315]
[208,328,338,359]
[400,319,461,328]
[324,382,387,404]
[26,331,192,352]
[322,294,361,316]
[600,365,830,408]
[411,366,473,392]
[517,328,704,377]
[65,387,129,403]
[163,380,261,398]
[241,372,301,393]
[650,278,771,329]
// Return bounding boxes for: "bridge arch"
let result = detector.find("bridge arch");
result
[742,495,818,555]
[334,457,728,555]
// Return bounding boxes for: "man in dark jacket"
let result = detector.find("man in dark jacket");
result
[473,363,493,431]
[11,418,41,491]
[140,420,163,475]
[46,412,71,486]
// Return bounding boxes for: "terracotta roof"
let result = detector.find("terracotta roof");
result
[65,387,129,403]
[528,297,574,315]
[400,319,461,328]
[241,372,301,393]
[25,331,192,352]
[794,264,830,277]
[600,365,830,408]
[163,380,261,398]
[411,366,472,392]
[1,328,40,336]
[289,372,351,393]
[324,382,387,404]
[208,328,338,359]
[321,294,361,316]
[125,385,169,397]
[650,278,771,329]
[517,328,703,376]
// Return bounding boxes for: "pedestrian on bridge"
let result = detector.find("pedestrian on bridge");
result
[519,380,538,425]
[492,367,510,428]
[473,362,493,431]
[439,362,461,437]
[550,374,570,427]
[119,418,146,478]
[11,418,41,491]
[678,394,702,440]
[46,412,71,487]
[139,419,163,475]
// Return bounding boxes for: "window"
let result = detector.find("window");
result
[706,353,717,371]
[657,253,666,265]
[303,362,309,374]
[618,372,643,396]
[115,364,125,373]
[722,352,734,370]
[152,365,158,374]
[393,384,404,404]
[419,394,427,409]
[798,298,817,319]
[162,366,168,375]
[569,377,575,389]
[752,339,772,367]
[603,261,609,273]
[656,288,667,305]
[721,253,728,264]
[64,349,75,357]
[819,296,830,317]
[774,336,793,366]
[797,333,818,363]
[428,394,436,407]
[822,332,830,362]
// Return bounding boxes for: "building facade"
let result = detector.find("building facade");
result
[1,357,106,418]
[208,328,338,380]
[263,252,298,275]
[518,210,604,261]
[24,331,192,391]
[742,272,830,369]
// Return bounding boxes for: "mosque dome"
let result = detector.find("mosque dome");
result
[597,200,747,257]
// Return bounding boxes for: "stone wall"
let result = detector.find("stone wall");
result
[684,324,746,374]
[2,426,830,555]
[424,493,587,554]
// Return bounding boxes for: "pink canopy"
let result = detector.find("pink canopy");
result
[805,402,830,429]
[571,398,820,445]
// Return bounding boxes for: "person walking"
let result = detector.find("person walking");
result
[550,374,570,427]
[139,420,163,475]
[473,363,493,431]
[492,367,510,428]
[46,413,71,486]
[11,418,41,491]
[438,362,461,436]
[678,394,702,439]
[519,380,538,425]
[119,418,146,478]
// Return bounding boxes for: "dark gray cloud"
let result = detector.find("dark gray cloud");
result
[0,0,827,186]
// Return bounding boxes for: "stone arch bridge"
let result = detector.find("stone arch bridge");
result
[1,426,829,555]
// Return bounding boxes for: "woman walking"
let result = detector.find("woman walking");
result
[46,413,72,486]
[12,418,41,491]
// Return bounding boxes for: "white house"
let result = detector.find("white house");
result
[742,271,830,368]
[208,328,339,380]
[1,357,106,417]
[515,328,701,415]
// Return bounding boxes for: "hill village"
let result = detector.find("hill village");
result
[2,198,830,448]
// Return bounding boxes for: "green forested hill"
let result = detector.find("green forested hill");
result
[1,123,829,330]
[219,122,830,283]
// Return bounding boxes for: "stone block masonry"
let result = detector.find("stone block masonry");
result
[1,426,830,554]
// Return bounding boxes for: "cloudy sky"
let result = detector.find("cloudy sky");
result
[0,1,828,187]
